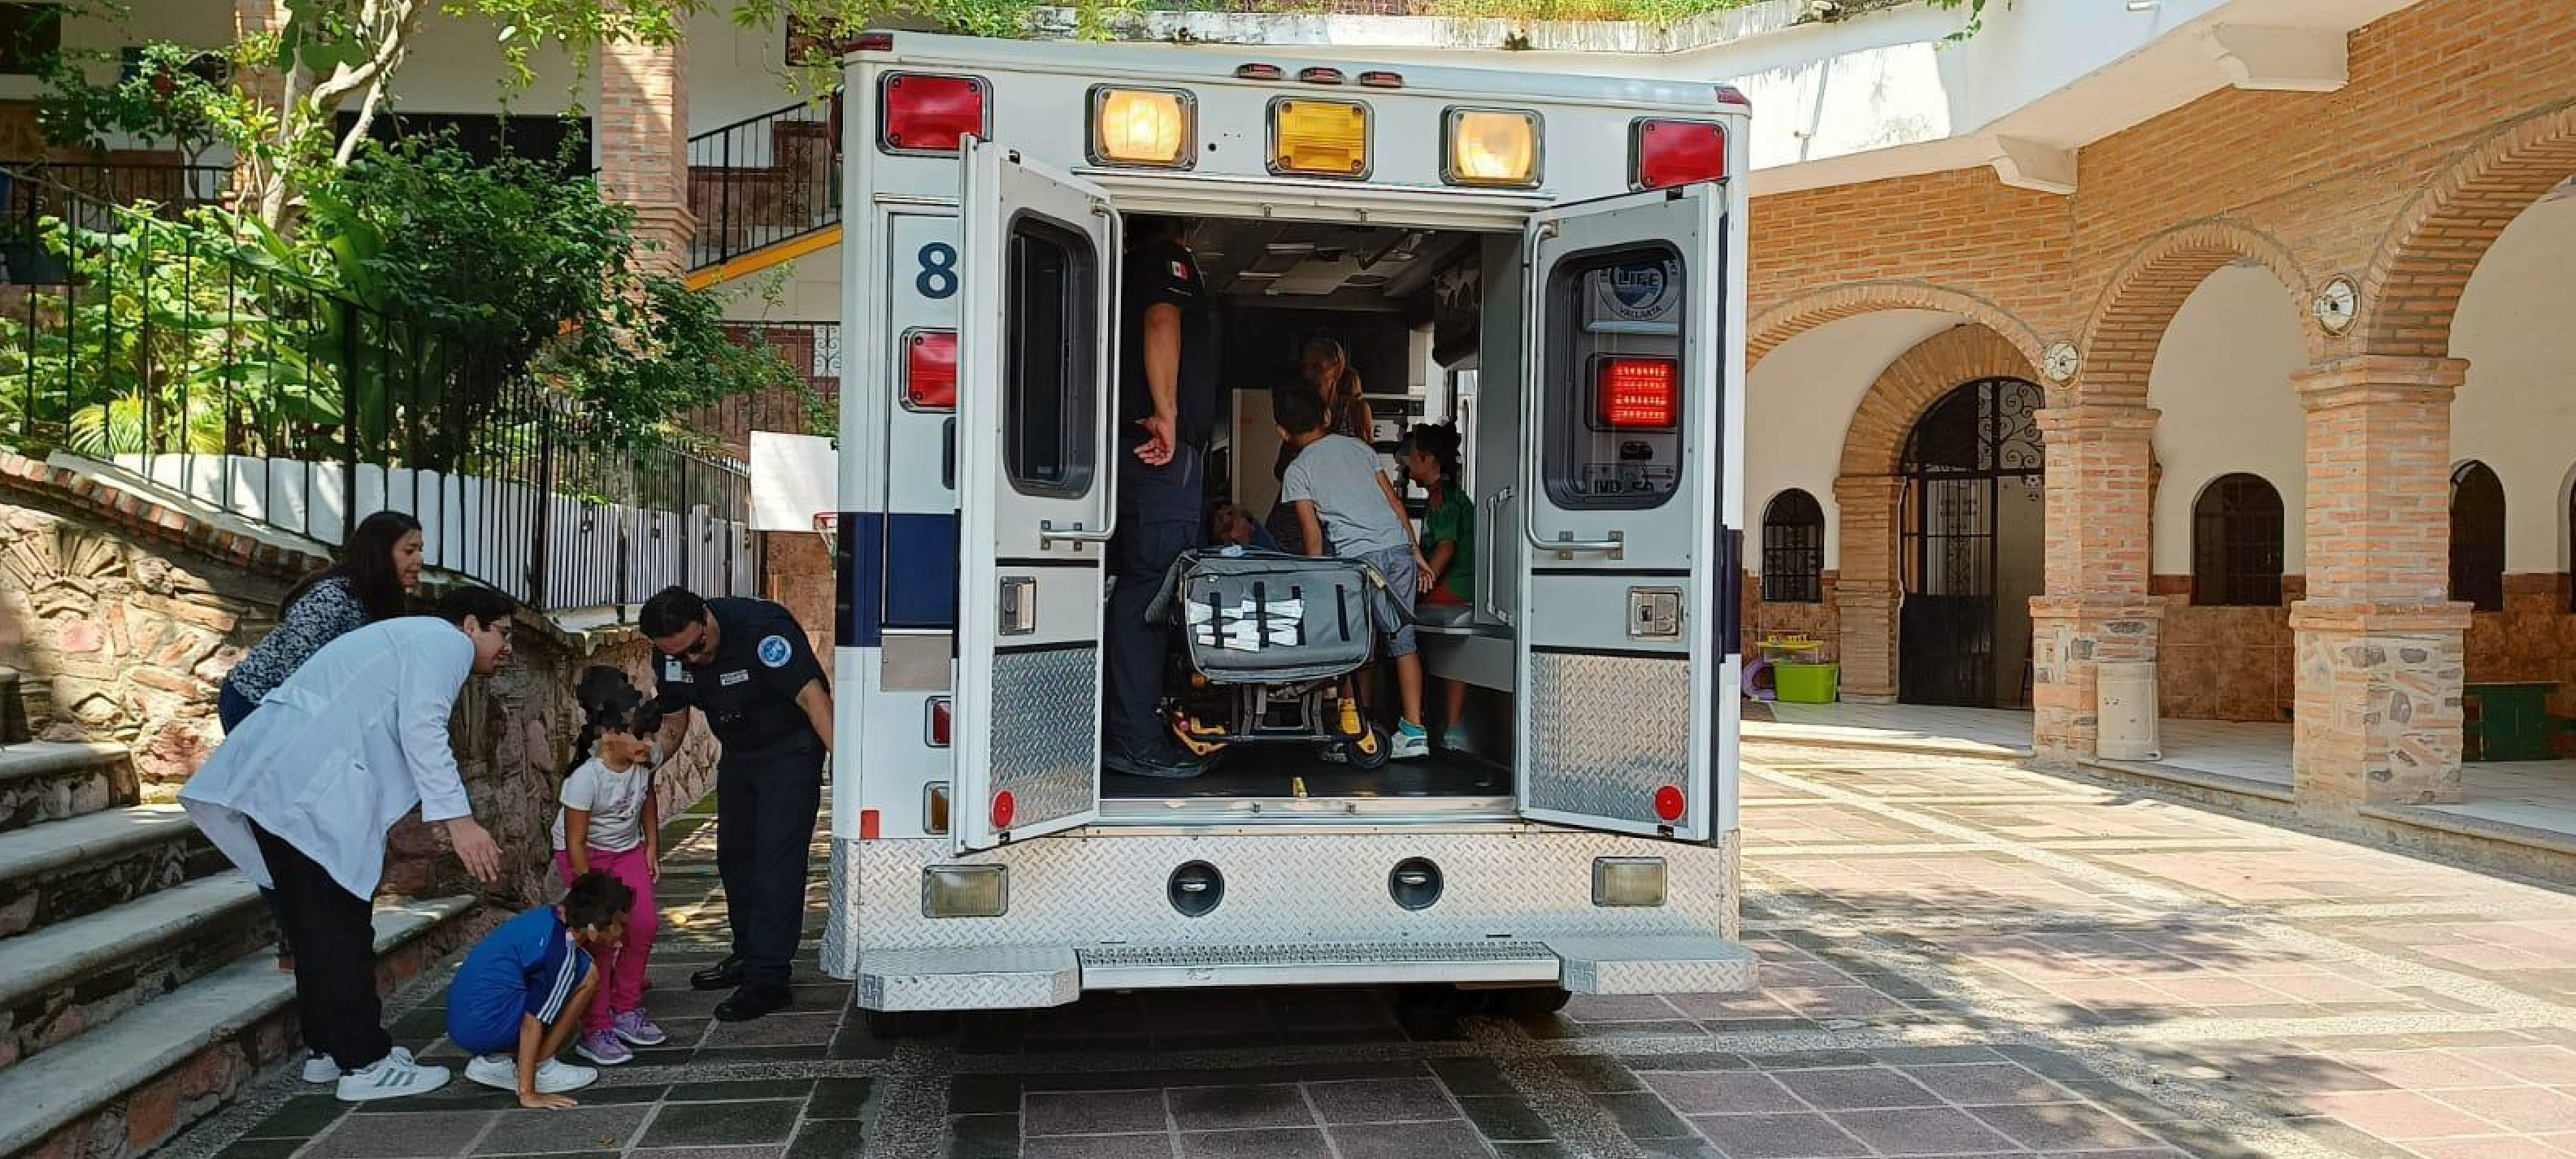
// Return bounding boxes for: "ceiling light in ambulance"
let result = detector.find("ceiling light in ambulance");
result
[1089,86,1192,168]
[880,72,988,154]
[1630,118,1726,189]
[1444,107,1540,189]
[1270,98,1370,179]
[903,328,957,410]
[1597,356,1679,429]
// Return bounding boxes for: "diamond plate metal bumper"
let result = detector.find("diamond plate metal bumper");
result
[828,827,1750,1009]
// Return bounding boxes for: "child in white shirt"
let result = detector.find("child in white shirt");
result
[551,666,667,1066]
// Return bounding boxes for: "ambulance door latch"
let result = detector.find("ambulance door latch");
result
[998,577,1036,636]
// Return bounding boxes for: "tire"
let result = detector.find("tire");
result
[862,1009,949,1040]
[1348,725,1392,770]
[1487,987,1575,1017]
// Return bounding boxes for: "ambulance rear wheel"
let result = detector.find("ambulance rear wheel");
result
[1344,725,1391,771]
[1487,987,1575,1017]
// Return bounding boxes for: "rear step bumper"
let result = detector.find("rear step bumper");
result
[854,934,1756,1011]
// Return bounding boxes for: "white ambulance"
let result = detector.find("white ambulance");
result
[822,29,1753,1023]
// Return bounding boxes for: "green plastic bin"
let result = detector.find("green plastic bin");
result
[1775,662,1840,704]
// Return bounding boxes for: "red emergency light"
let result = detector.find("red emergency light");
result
[1357,70,1404,89]
[1597,357,1679,429]
[1236,63,1284,80]
[927,697,951,746]
[881,72,988,154]
[1631,118,1726,189]
[905,328,957,410]
[1297,67,1346,85]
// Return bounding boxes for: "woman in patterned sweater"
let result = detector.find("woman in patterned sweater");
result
[219,510,427,731]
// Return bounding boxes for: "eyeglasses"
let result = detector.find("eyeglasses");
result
[669,623,716,663]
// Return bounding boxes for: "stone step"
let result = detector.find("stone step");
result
[0,872,272,1073]
[0,741,137,833]
[0,895,479,1159]
[0,805,224,941]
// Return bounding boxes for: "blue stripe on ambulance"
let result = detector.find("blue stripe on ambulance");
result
[836,510,962,648]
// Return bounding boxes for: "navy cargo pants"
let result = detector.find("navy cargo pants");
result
[716,733,826,988]
[1102,444,1203,747]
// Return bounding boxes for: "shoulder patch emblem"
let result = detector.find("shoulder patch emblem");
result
[758,635,794,669]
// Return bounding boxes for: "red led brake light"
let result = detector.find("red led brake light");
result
[881,72,986,154]
[1598,357,1678,429]
[1632,118,1726,189]
[906,329,957,410]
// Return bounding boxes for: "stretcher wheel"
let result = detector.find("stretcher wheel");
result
[1343,724,1391,771]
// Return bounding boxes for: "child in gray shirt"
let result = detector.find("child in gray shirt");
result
[1275,384,1433,760]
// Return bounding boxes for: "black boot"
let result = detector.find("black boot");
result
[690,956,747,992]
[713,982,792,1022]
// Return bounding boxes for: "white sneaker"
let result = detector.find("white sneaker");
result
[335,1049,450,1102]
[466,1053,599,1095]
[301,1053,341,1083]
[1390,723,1431,761]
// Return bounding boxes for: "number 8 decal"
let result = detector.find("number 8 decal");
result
[917,241,958,299]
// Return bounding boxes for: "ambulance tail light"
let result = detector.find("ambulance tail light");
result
[926,697,952,746]
[904,328,957,410]
[1597,357,1679,429]
[880,72,988,154]
[1631,118,1726,189]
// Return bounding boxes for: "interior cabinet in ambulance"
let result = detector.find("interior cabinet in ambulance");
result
[820,32,1754,1020]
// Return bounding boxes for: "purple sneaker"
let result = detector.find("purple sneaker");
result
[575,1028,632,1066]
[612,1009,668,1048]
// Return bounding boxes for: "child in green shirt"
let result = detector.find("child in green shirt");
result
[1404,424,1475,749]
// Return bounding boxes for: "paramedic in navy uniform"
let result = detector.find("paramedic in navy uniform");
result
[641,586,832,1022]
[1103,217,1218,779]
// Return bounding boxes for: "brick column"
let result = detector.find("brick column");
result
[2291,355,2471,808]
[1831,475,1907,701]
[2029,402,2161,768]
[598,36,696,273]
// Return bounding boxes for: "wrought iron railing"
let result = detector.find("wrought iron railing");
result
[697,320,840,450]
[0,167,752,612]
[687,97,840,271]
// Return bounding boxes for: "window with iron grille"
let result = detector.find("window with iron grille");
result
[1761,488,1825,604]
[2190,473,2284,606]
[2450,461,2506,613]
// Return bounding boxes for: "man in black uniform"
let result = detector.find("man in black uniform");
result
[1102,217,1218,779]
[641,586,832,1022]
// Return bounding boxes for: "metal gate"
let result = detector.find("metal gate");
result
[1899,378,2043,707]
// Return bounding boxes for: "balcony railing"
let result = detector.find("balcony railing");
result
[687,98,841,272]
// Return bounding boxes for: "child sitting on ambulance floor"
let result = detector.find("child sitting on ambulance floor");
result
[1275,383,1434,761]
[445,870,632,1109]
[1210,500,1281,552]
[553,667,668,1066]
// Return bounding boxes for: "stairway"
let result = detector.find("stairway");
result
[683,98,842,289]
[0,668,479,1159]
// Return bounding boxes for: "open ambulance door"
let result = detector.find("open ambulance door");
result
[1514,183,1730,843]
[951,137,1119,853]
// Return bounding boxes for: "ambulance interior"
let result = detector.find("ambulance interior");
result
[1104,212,1522,811]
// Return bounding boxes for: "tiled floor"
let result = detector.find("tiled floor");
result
[164,732,2576,1159]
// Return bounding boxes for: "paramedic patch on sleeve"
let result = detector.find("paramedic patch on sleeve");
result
[758,635,793,669]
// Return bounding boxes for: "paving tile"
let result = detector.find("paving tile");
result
[2296,1090,2506,1141]
[2431,1086,2576,1132]
[1429,1058,1519,1099]
[1966,1103,2158,1151]
[306,1110,495,1159]
[1163,1083,1310,1131]
[1303,1078,1457,1124]
[1025,1089,1171,1135]
[1455,1096,1553,1142]
[1828,1106,2022,1155]
[1594,1092,1693,1139]
[1315,1120,1488,1159]
[628,1147,784,1159]
[638,1100,806,1148]
[943,1115,1018,1159]
[471,1106,654,1155]
[806,1078,873,1120]
[215,1141,310,1159]
[1022,1134,1177,1159]
[1898,1063,2074,1106]
[1643,1072,1805,1116]
[244,1095,350,1139]
[1175,1127,1334,1159]
[1772,1067,1940,1110]
[1685,1111,1870,1158]
[698,1014,842,1047]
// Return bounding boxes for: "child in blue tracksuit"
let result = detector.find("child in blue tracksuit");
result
[444,871,632,1109]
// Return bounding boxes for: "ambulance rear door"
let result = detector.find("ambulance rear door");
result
[950,136,1120,853]
[1514,183,1729,843]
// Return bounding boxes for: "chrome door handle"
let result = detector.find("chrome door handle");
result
[1038,520,1114,547]
[1526,527,1624,560]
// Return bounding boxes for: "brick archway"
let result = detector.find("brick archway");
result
[2075,219,2315,404]
[2357,99,2576,358]
[1749,281,2048,375]
[1830,325,2042,701]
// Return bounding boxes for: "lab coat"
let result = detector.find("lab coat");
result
[180,616,476,901]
